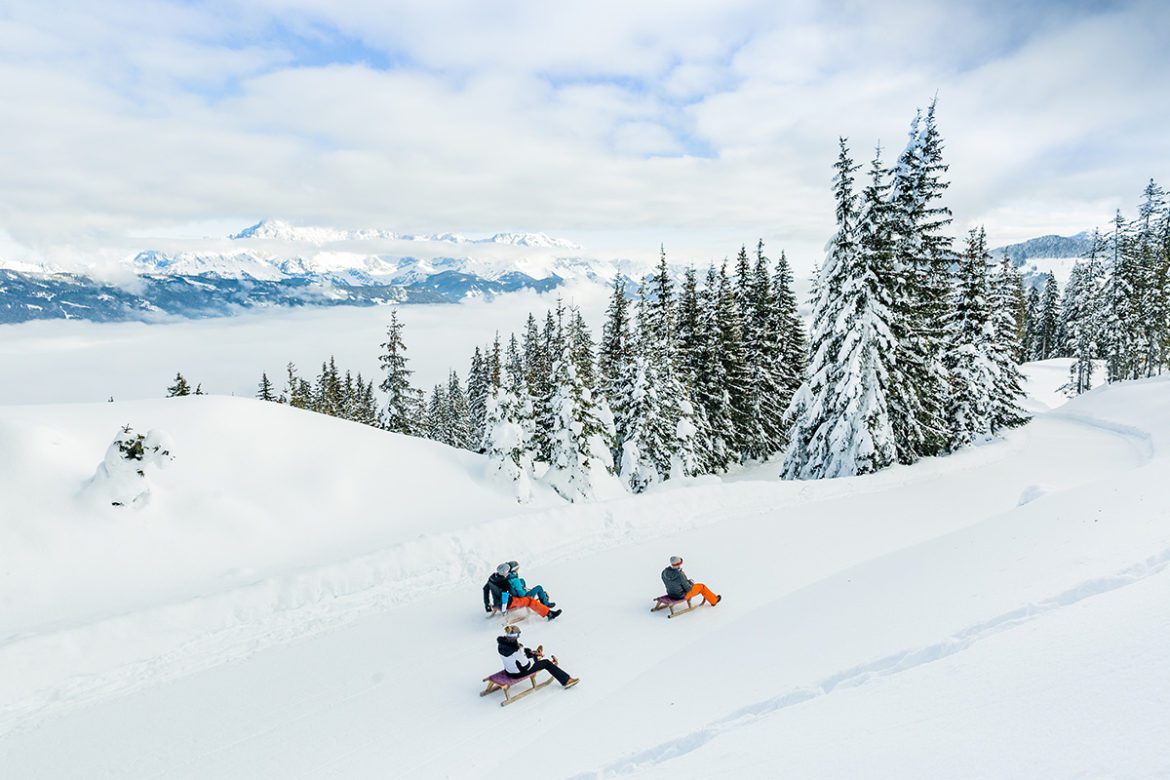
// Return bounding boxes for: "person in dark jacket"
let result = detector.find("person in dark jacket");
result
[483,563,512,613]
[497,625,578,688]
[661,556,721,606]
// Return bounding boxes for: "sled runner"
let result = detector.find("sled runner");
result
[479,669,553,706]
[651,594,699,618]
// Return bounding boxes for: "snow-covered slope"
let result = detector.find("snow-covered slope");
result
[2,370,1168,776]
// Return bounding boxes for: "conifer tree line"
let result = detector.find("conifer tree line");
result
[782,100,1031,479]
[366,245,809,500]
[254,358,381,427]
[1017,179,1170,396]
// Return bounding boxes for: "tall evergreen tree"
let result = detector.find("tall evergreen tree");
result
[783,138,897,479]
[543,342,617,502]
[598,279,635,461]
[945,227,996,447]
[378,311,418,435]
[693,264,738,471]
[466,346,489,451]
[988,257,1031,430]
[1037,275,1062,360]
[446,370,471,450]
[772,249,808,408]
[257,372,276,402]
[424,384,448,442]
[886,103,952,463]
[1060,232,1107,396]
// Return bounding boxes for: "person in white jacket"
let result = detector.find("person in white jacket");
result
[496,625,578,688]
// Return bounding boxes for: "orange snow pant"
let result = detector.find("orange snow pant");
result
[508,596,549,617]
[685,583,718,605]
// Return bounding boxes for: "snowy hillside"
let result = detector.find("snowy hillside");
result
[1,364,1168,776]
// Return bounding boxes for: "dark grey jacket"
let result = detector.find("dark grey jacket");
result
[661,566,693,600]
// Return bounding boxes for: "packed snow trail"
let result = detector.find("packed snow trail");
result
[3,373,1167,777]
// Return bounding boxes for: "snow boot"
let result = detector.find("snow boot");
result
[547,609,562,621]
[563,677,580,689]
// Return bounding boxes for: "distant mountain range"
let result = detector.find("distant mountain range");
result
[0,222,1096,325]
[0,221,635,324]
[229,219,582,249]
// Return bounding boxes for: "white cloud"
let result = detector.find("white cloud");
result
[0,0,1167,277]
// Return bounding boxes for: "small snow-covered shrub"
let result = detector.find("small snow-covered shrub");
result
[85,425,175,507]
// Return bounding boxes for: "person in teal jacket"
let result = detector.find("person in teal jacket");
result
[506,562,555,608]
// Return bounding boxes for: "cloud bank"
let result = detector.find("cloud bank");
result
[0,0,1166,274]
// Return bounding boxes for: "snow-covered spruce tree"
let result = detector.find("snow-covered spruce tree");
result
[998,254,1029,363]
[424,383,448,442]
[1102,210,1138,382]
[487,333,502,392]
[85,425,175,507]
[715,261,754,464]
[1037,275,1062,360]
[598,278,635,463]
[618,292,675,491]
[314,358,343,418]
[378,311,420,435]
[730,245,766,459]
[645,247,702,478]
[1023,284,1043,361]
[988,257,1031,430]
[675,266,714,469]
[1058,233,1107,396]
[466,346,489,451]
[772,249,808,411]
[567,306,596,392]
[257,372,276,402]
[750,240,790,456]
[542,342,618,502]
[445,370,471,450]
[166,372,192,397]
[783,139,897,480]
[284,363,313,409]
[1134,179,1167,376]
[481,379,536,503]
[503,333,537,452]
[945,227,996,447]
[693,264,738,472]
[886,103,952,464]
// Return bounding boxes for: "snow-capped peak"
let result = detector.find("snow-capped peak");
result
[228,220,578,250]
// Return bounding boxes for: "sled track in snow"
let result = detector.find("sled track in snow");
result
[580,546,1170,778]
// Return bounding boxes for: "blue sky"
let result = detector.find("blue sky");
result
[0,0,1166,272]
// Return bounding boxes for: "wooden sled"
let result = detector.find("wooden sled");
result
[480,669,553,706]
[651,594,699,618]
[486,603,533,626]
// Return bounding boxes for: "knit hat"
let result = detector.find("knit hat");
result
[669,556,683,567]
[507,560,519,572]
[496,563,511,576]
[504,624,521,635]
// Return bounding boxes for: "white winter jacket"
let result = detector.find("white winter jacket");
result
[499,641,533,675]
